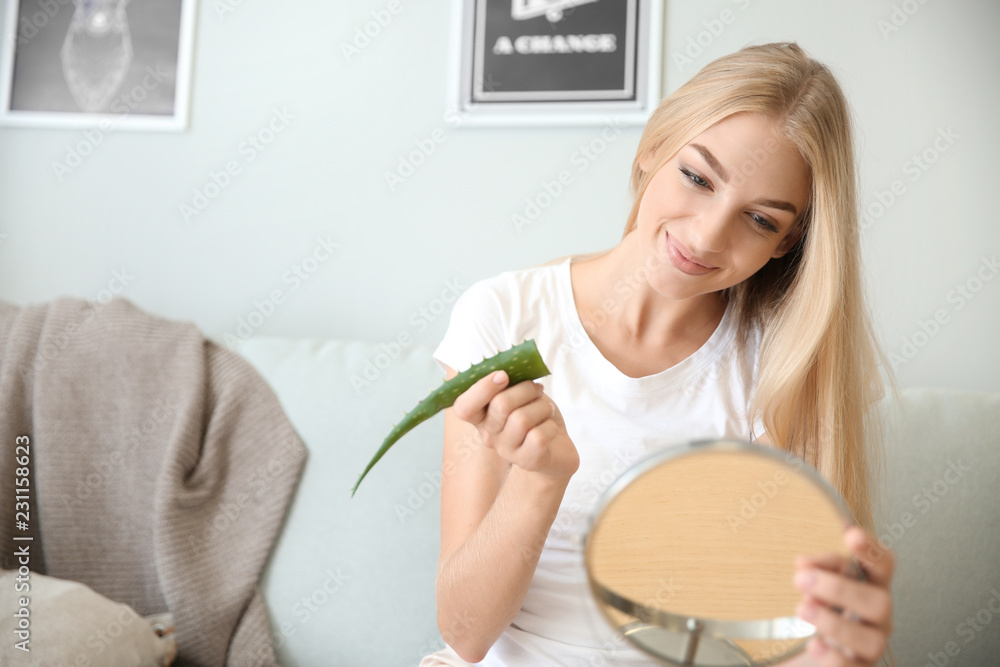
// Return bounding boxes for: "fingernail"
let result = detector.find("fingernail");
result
[794,570,816,590]
[493,371,506,384]
[796,602,817,622]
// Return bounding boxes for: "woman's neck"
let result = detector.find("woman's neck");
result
[569,232,727,377]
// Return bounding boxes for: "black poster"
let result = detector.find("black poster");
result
[471,0,639,104]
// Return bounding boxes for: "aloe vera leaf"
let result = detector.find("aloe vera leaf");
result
[351,339,551,496]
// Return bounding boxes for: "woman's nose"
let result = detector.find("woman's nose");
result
[690,205,731,255]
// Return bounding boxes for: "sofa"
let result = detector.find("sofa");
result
[239,335,1000,667]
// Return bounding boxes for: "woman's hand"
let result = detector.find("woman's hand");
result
[793,526,895,665]
[452,370,579,482]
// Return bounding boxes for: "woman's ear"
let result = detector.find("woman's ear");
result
[771,224,805,258]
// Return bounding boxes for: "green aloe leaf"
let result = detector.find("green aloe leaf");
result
[352,339,551,496]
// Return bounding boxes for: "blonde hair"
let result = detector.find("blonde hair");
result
[627,43,889,548]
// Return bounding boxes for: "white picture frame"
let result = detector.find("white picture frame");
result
[0,0,197,131]
[446,0,663,127]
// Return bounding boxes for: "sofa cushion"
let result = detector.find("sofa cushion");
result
[876,387,1000,666]
[0,571,176,666]
[239,337,446,667]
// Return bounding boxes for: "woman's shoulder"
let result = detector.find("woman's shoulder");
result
[447,257,575,337]
[462,256,573,302]
[435,258,574,372]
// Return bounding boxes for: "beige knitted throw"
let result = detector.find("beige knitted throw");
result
[0,297,306,666]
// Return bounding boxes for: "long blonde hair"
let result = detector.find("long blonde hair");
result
[626,43,888,539]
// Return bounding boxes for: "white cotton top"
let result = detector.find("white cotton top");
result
[429,257,759,667]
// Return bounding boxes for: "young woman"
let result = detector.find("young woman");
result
[421,42,896,667]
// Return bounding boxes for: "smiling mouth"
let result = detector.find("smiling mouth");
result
[665,233,718,275]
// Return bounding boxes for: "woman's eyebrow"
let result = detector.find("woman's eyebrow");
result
[689,143,799,216]
[689,143,730,183]
[753,198,798,215]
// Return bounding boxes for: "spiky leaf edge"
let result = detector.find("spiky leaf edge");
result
[351,339,551,496]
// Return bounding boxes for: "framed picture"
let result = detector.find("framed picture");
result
[0,0,197,131]
[447,0,663,127]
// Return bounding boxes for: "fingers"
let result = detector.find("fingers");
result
[482,380,549,435]
[793,527,896,666]
[796,596,887,664]
[795,529,895,624]
[795,551,855,578]
[797,528,888,578]
[802,635,870,666]
[452,370,516,424]
[452,371,549,438]
[795,558,893,625]
[483,390,554,457]
[845,526,896,589]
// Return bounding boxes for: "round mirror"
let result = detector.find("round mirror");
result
[583,439,862,666]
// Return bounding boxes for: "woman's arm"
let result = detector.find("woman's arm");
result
[434,368,579,663]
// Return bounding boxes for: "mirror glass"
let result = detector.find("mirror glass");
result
[584,439,858,666]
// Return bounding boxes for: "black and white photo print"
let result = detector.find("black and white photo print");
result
[1,0,195,130]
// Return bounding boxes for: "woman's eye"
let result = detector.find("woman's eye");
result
[680,168,710,189]
[749,213,777,233]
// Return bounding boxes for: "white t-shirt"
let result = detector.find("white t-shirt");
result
[429,257,759,666]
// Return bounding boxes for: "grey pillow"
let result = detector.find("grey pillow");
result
[0,570,176,666]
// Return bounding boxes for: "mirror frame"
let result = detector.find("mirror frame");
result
[582,439,860,666]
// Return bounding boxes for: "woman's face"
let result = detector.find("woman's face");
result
[636,112,811,301]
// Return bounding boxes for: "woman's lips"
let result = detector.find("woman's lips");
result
[666,233,718,275]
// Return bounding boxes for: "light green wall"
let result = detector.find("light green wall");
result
[0,0,997,391]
